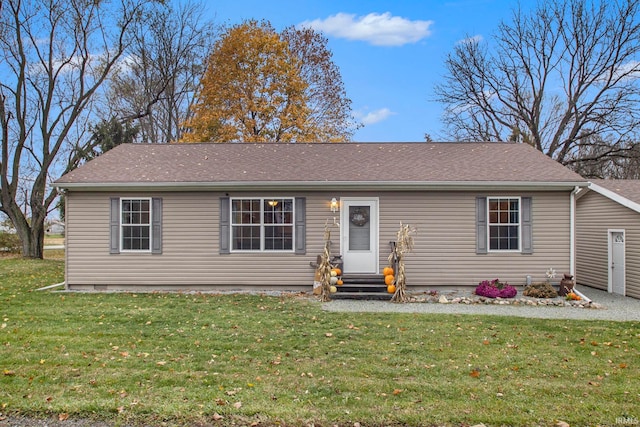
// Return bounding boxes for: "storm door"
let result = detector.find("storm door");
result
[340,198,379,273]
[608,230,626,296]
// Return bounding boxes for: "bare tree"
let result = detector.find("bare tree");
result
[572,135,640,178]
[0,0,154,258]
[105,1,216,143]
[434,0,640,171]
[282,26,360,142]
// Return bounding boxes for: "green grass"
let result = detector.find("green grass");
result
[0,258,638,426]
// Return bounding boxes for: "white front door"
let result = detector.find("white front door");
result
[340,198,379,273]
[609,230,626,295]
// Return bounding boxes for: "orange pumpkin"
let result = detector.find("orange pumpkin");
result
[566,292,581,301]
[384,274,395,286]
[387,284,396,294]
[336,279,343,286]
[383,267,394,276]
[333,268,342,276]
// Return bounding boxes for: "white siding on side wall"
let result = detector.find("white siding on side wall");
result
[65,190,572,291]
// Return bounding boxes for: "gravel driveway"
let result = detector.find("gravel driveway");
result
[323,287,640,322]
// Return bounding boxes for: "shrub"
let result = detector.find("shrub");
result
[475,278,517,298]
[0,232,21,254]
[523,282,558,298]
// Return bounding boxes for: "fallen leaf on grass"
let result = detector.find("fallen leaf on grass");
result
[469,369,481,378]
[3,370,15,376]
[58,413,69,421]
[393,389,403,395]
[325,333,333,337]
[233,401,242,409]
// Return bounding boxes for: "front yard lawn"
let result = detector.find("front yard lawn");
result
[0,257,638,426]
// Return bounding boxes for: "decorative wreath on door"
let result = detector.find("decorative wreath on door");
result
[349,207,369,226]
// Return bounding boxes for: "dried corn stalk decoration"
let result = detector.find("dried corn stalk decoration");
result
[390,222,416,303]
[318,223,333,302]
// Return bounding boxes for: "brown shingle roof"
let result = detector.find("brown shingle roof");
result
[55,142,586,188]
[591,179,640,206]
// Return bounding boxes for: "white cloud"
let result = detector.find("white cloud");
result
[609,60,640,81]
[355,108,396,126]
[457,34,483,45]
[299,12,433,46]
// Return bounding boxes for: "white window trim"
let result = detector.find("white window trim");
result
[230,197,295,253]
[487,196,522,253]
[120,197,153,253]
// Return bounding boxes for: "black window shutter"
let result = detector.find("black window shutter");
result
[476,196,487,254]
[295,197,306,254]
[110,197,120,254]
[521,197,533,254]
[219,197,230,254]
[151,197,163,254]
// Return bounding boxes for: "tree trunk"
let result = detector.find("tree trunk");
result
[20,222,44,259]
[1,198,44,259]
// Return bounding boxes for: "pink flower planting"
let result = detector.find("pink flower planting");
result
[475,278,517,298]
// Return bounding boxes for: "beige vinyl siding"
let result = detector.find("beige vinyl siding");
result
[378,191,570,288]
[65,190,572,291]
[66,191,316,290]
[576,191,640,299]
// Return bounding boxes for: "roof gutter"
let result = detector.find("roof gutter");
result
[55,180,589,192]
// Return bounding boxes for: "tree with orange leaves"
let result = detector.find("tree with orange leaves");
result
[182,20,358,143]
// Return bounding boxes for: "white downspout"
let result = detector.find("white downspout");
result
[570,186,581,278]
[570,185,592,302]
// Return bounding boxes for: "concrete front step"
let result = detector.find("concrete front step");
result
[333,274,391,299]
[331,291,392,301]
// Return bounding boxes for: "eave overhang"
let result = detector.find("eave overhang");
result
[586,182,640,214]
[56,180,589,193]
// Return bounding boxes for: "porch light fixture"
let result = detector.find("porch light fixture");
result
[267,200,279,207]
[330,197,339,213]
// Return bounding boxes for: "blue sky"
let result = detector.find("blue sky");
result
[205,0,517,142]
